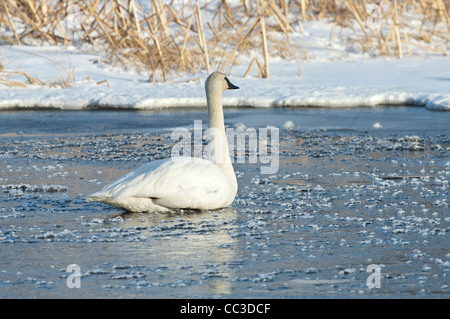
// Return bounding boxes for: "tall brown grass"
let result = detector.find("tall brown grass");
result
[1,0,449,84]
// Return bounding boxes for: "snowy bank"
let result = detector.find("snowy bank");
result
[1,46,449,111]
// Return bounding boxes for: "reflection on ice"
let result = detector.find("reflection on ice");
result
[105,208,238,296]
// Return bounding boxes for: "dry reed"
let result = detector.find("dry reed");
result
[0,0,448,84]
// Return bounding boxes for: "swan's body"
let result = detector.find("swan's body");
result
[87,72,239,213]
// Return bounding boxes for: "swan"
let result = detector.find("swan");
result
[87,72,240,213]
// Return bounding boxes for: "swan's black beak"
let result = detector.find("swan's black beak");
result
[225,77,239,90]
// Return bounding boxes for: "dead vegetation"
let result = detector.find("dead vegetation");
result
[0,0,449,84]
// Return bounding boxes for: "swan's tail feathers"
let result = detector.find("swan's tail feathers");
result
[86,191,118,208]
[86,189,109,202]
[86,194,170,213]
[86,195,107,203]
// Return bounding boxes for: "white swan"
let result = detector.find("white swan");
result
[87,72,240,213]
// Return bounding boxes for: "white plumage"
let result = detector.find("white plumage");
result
[87,72,240,213]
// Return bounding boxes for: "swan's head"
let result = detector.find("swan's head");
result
[205,72,239,93]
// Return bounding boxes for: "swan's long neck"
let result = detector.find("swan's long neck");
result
[206,85,238,193]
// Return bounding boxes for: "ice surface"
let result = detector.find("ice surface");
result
[0,108,448,298]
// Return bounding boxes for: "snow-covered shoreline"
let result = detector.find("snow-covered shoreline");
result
[1,45,450,111]
[2,0,450,112]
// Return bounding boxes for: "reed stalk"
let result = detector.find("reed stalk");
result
[0,0,448,83]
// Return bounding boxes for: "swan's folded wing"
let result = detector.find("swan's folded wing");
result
[87,158,171,200]
[152,185,223,210]
[91,157,234,209]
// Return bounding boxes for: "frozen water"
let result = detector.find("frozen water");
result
[0,107,449,298]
